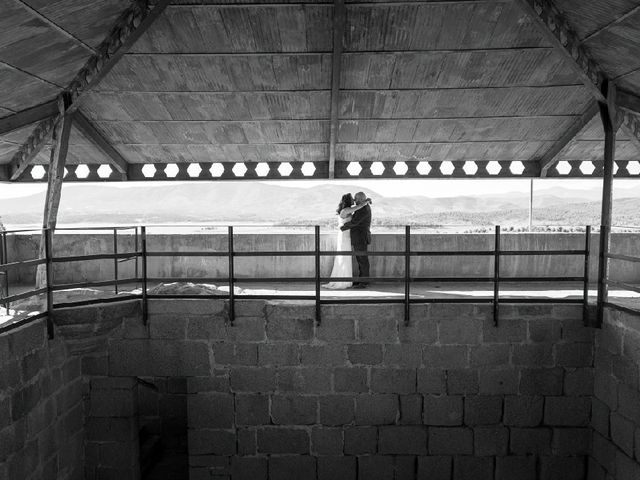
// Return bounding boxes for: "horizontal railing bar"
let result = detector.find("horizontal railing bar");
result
[146,277,227,283]
[0,258,46,271]
[499,276,585,282]
[51,278,139,291]
[499,298,584,304]
[146,251,229,257]
[2,287,48,303]
[498,250,587,256]
[411,277,495,282]
[52,252,140,263]
[604,301,640,317]
[0,311,48,334]
[606,280,640,294]
[605,253,640,263]
[53,294,141,309]
[53,226,139,231]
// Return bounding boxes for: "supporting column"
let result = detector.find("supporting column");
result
[35,94,73,289]
[596,79,617,327]
[328,0,345,179]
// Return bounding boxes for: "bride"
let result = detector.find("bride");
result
[323,193,371,290]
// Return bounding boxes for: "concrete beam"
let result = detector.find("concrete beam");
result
[73,112,128,179]
[328,0,346,179]
[8,115,58,181]
[0,99,58,136]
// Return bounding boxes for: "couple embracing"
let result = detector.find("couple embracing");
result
[323,191,372,290]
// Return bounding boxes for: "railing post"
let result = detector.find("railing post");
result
[134,227,139,281]
[44,228,54,339]
[1,231,9,314]
[141,226,148,325]
[315,225,321,326]
[113,227,119,295]
[228,226,235,325]
[583,226,592,326]
[493,225,501,327]
[404,225,411,326]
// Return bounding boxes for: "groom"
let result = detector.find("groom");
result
[341,192,371,288]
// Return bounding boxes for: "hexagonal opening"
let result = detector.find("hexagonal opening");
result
[255,163,270,177]
[164,163,179,178]
[301,162,316,177]
[187,163,202,178]
[75,164,90,179]
[393,161,408,176]
[486,161,502,175]
[232,163,247,177]
[31,165,46,180]
[63,167,68,178]
[209,163,224,177]
[462,161,478,176]
[509,161,525,175]
[370,162,385,176]
[278,162,293,177]
[579,161,595,176]
[142,164,157,178]
[97,165,113,179]
[346,162,362,176]
[555,161,571,175]
[440,161,454,175]
[416,161,431,175]
[614,162,619,175]
[626,161,640,175]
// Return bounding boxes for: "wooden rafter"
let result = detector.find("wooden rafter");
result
[328,0,346,179]
[73,112,128,179]
[0,99,58,136]
[8,115,58,181]
[617,89,640,116]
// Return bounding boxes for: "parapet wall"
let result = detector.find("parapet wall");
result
[6,232,640,285]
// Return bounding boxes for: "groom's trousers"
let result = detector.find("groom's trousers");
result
[353,241,370,282]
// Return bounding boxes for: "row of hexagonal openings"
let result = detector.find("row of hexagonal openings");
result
[346,161,524,176]
[556,160,640,176]
[140,162,317,178]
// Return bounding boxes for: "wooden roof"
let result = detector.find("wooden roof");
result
[1,0,639,181]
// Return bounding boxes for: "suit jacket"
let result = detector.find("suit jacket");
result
[343,204,371,245]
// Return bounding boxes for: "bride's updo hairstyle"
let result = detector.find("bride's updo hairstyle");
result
[337,193,354,214]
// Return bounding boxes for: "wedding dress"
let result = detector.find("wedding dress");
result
[323,215,353,289]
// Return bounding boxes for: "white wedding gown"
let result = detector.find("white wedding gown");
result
[323,215,353,290]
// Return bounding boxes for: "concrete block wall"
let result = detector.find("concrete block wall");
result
[0,319,84,480]
[589,309,640,480]
[102,299,598,480]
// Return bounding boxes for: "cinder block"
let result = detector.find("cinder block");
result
[611,412,635,457]
[108,339,210,376]
[344,426,377,454]
[235,394,269,425]
[319,395,354,426]
[11,382,42,421]
[186,316,226,340]
[469,344,510,367]
[539,455,585,480]
[258,344,299,366]
[616,451,640,480]
[417,456,452,480]
[564,368,594,396]
[81,355,109,376]
[417,368,447,394]
[424,395,463,426]
[8,320,45,358]
[89,388,137,418]
[357,317,398,343]
[429,427,473,455]
[271,395,317,425]
[348,344,383,365]
[355,394,398,425]
[464,395,502,425]
[592,431,616,474]
[384,344,423,367]
[399,315,437,344]
[618,383,640,424]
[300,345,346,366]
[612,355,638,389]
[257,427,309,454]
[596,325,622,354]
[85,417,137,442]
[231,456,267,480]
[187,393,234,428]
[474,426,509,456]
[20,348,46,382]
[512,344,553,367]
[213,343,258,366]
[334,367,368,393]
[269,455,316,480]
[504,396,543,427]
[528,320,561,343]
[591,397,610,438]
[594,369,618,411]
[544,396,591,426]
[370,368,415,394]
[188,429,236,455]
[316,316,355,343]
[379,426,427,455]
[277,367,331,393]
[399,394,423,425]
[439,317,481,345]
[311,426,343,455]
[453,456,493,480]
[478,368,519,395]
[495,456,536,480]
[225,316,265,342]
[235,300,266,317]
[446,369,478,394]
[510,427,552,455]
[149,316,187,339]
[423,346,469,369]
[556,343,593,367]
[188,372,229,393]
[237,428,256,455]
[267,316,314,341]
[587,457,606,480]
[519,368,564,396]
[482,316,526,343]
[318,456,356,480]
[551,427,590,455]
[230,367,276,393]
[357,455,395,480]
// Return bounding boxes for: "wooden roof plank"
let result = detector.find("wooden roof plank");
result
[73,111,128,177]
[0,99,58,136]
[329,0,346,178]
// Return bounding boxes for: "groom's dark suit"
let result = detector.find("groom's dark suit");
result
[341,204,371,284]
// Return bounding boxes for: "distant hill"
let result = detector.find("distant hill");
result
[0,182,639,228]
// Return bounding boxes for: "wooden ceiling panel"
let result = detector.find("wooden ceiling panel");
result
[0,64,61,112]
[98,54,332,92]
[617,70,640,97]
[0,142,19,165]
[556,140,639,161]
[131,5,332,53]
[344,3,547,51]
[339,87,591,119]
[551,0,639,41]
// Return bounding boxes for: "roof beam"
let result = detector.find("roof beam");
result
[328,0,346,179]
[8,115,58,181]
[0,99,58,135]
[617,89,640,116]
[539,102,599,177]
[73,112,128,179]
[580,5,640,44]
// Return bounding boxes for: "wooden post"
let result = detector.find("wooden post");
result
[328,0,345,179]
[35,94,73,289]
[596,79,617,327]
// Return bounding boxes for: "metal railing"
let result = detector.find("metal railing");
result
[0,224,600,337]
[604,226,640,317]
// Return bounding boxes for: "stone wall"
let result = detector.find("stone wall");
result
[589,309,640,480]
[0,319,84,480]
